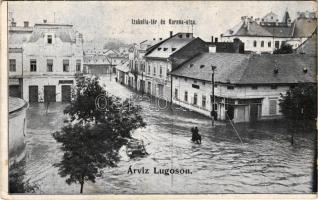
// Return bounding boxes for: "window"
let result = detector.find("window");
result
[202,95,206,108]
[178,34,182,38]
[175,88,178,99]
[202,81,205,85]
[47,35,52,44]
[184,91,188,102]
[172,48,176,51]
[47,59,53,72]
[193,93,198,105]
[251,85,258,90]
[253,40,257,47]
[275,41,280,49]
[76,60,81,72]
[268,41,271,47]
[186,33,190,38]
[9,59,16,72]
[30,59,36,72]
[269,99,277,115]
[261,41,264,47]
[147,65,150,75]
[163,48,168,51]
[270,85,277,90]
[63,59,69,72]
[227,85,234,90]
[153,66,156,76]
[159,66,162,77]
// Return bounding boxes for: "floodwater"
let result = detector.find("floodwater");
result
[23,75,316,194]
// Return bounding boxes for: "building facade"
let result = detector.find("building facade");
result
[22,22,84,103]
[170,53,316,123]
[221,11,317,53]
[144,32,208,101]
[8,19,33,98]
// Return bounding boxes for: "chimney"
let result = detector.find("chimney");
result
[208,45,216,53]
[43,19,47,23]
[211,36,214,43]
[24,21,29,27]
[215,37,218,43]
[170,31,173,37]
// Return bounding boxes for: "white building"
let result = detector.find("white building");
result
[22,21,84,102]
[8,19,33,98]
[144,32,207,101]
[221,11,317,53]
[170,53,316,123]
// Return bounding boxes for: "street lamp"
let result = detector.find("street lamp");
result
[211,65,217,127]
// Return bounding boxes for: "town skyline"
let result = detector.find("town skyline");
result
[9,1,316,44]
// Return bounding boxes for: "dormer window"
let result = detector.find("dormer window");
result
[163,48,168,51]
[200,65,205,69]
[189,64,194,68]
[158,48,162,51]
[178,34,182,38]
[47,35,52,44]
[172,48,176,51]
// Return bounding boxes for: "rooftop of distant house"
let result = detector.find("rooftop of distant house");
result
[145,32,195,59]
[170,52,316,85]
[222,10,317,38]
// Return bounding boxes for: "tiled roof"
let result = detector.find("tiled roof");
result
[223,17,317,38]
[170,53,316,85]
[83,55,111,64]
[293,17,317,38]
[146,33,194,59]
[296,29,317,55]
[262,25,294,38]
[28,26,75,43]
[224,21,273,37]
[115,60,130,73]
[9,97,27,114]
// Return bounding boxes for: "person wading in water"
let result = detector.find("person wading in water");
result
[191,126,201,144]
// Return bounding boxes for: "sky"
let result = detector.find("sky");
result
[8,1,316,44]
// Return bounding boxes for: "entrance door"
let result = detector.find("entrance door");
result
[44,85,56,102]
[147,82,151,94]
[9,85,21,98]
[61,85,71,102]
[250,104,259,122]
[29,86,38,102]
[226,105,234,120]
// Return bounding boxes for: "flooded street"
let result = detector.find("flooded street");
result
[24,75,316,194]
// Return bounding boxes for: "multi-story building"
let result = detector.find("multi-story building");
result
[170,52,316,123]
[8,19,33,98]
[144,32,208,101]
[221,11,317,53]
[22,21,84,102]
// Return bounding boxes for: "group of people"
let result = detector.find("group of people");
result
[191,127,201,144]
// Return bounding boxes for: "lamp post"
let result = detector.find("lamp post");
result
[211,65,217,127]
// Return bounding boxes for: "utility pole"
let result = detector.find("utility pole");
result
[211,65,217,127]
[141,70,144,96]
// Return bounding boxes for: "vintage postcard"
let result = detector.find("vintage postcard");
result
[1,0,317,199]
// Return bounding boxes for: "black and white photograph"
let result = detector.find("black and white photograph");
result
[3,0,317,196]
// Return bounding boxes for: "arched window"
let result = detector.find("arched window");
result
[253,40,257,47]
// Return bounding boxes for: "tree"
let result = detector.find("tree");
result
[273,43,293,54]
[9,161,38,193]
[53,76,146,193]
[279,83,317,121]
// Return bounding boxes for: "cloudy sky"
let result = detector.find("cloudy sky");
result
[8,1,316,43]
